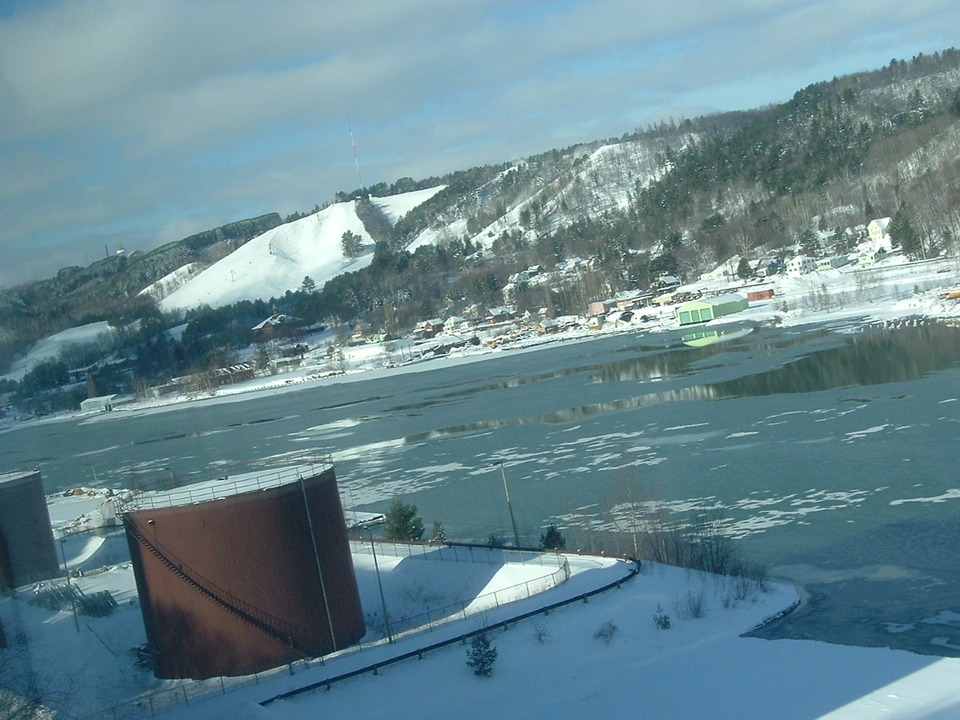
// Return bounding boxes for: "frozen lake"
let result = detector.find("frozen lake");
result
[3,317,960,655]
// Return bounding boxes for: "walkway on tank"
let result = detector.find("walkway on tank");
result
[260,543,639,707]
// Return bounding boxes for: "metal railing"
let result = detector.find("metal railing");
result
[116,457,333,512]
[90,544,629,719]
[349,541,572,641]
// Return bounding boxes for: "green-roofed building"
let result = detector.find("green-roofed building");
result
[675,293,748,326]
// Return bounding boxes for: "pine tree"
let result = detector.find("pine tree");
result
[540,524,567,550]
[383,499,424,541]
[466,632,497,676]
[891,204,923,259]
[430,520,446,543]
[341,230,364,258]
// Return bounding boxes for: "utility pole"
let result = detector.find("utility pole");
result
[367,527,393,643]
[348,120,362,189]
[497,461,521,548]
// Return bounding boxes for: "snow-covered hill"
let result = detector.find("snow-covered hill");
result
[1,321,115,382]
[156,187,444,313]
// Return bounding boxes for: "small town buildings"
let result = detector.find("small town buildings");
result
[675,293,749,326]
[485,307,515,324]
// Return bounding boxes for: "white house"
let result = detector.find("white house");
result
[867,217,892,245]
[786,255,817,276]
[80,395,116,413]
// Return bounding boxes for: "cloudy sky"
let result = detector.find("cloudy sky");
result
[1,0,957,287]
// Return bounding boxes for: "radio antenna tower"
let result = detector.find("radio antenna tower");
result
[348,120,363,189]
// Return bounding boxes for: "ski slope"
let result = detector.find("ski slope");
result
[158,187,443,313]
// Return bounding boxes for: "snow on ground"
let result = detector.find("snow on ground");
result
[371,186,444,223]
[9,256,960,716]
[1,321,115,382]
[15,254,957,428]
[159,202,375,312]
[9,489,960,720]
[156,187,443,312]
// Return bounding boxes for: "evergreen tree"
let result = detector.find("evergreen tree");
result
[466,632,498,676]
[736,257,752,280]
[891,205,923,259]
[540,524,567,550]
[383,499,424,541]
[797,227,821,257]
[341,230,364,258]
[430,520,446,543]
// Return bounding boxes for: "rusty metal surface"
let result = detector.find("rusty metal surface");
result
[124,467,365,679]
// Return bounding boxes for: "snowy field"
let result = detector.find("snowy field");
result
[1,492,959,719]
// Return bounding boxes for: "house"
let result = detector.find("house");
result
[485,307,515,324]
[649,275,681,293]
[414,319,445,339]
[867,217,892,245]
[817,256,849,271]
[675,293,749,326]
[786,255,817,276]
[755,259,784,277]
[252,313,301,342]
[80,394,117,413]
[857,246,888,267]
[746,288,775,302]
[209,364,255,387]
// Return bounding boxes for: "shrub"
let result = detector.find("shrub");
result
[466,632,498,676]
[594,620,618,645]
[653,603,671,630]
[675,587,707,620]
[531,620,551,645]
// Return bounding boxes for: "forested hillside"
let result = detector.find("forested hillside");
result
[3,48,960,414]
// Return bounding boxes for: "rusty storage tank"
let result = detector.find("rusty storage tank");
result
[0,469,60,590]
[120,461,365,679]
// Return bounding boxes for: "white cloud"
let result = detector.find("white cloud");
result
[1,0,958,284]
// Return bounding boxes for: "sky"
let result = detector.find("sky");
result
[1,0,958,288]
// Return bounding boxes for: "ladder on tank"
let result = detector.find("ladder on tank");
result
[122,516,314,659]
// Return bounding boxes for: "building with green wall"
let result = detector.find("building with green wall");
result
[675,293,748,326]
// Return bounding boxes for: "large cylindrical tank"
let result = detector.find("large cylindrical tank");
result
[121,463,365,679]
[0,470,60,589]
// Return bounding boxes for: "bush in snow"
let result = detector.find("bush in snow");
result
[466,632,498,677]
[594,619,618,645]
[653,603,671,630]
[531,620,551,645]
[675,586,707,620]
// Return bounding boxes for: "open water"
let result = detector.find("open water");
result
[3,317,960,656]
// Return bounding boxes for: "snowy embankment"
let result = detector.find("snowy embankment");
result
[21,492,960,720]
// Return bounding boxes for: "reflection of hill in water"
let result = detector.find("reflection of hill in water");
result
[710,323,960,398]
[402,323,960,442]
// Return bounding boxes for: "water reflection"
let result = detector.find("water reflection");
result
[401,323,960,445]
[711,323,960,397]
